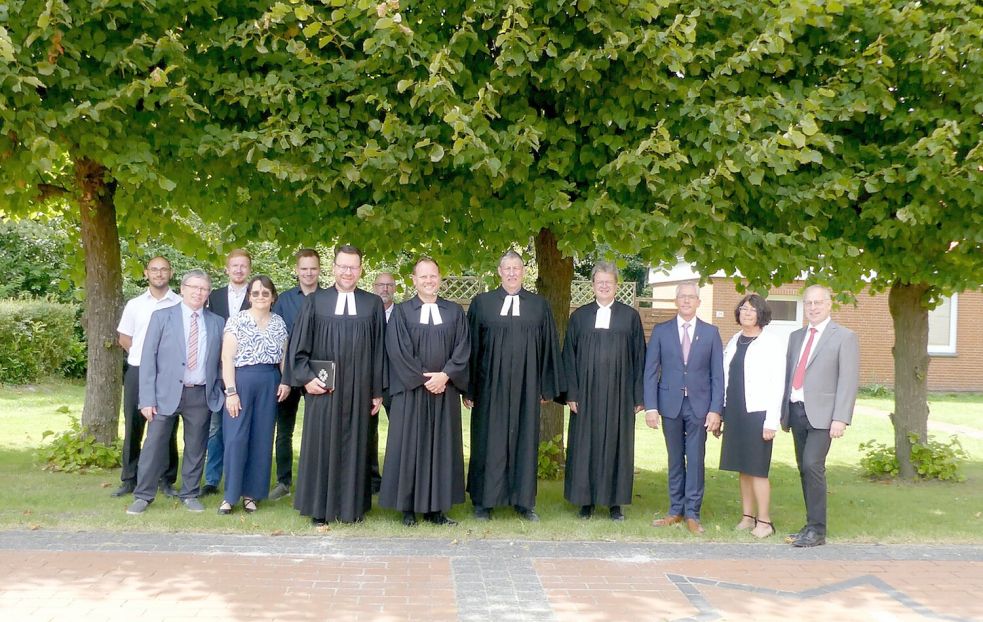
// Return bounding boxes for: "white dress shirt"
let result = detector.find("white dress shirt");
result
[789,316,831,403]
[117,289,182,366]
[181,303,208,386]
[594,300,614,329]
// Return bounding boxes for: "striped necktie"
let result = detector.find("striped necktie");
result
[187,312,199,371]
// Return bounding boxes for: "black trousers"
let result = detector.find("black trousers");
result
[788,401,832,535]
[121,364,178,486]
[274,387,302,486]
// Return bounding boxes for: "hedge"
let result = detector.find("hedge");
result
[0,299,83,384]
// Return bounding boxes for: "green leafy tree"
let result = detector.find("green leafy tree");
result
[645,0,983,478]
[0,1,282,441]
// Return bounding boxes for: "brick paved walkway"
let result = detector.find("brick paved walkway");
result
[1,531,981,621]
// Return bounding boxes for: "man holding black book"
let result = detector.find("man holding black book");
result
[286,244,385,524]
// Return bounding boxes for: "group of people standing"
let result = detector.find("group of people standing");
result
[114,246,858,547]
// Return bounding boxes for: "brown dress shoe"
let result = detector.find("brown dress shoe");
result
[652,514,684,527]
[686,518,705,535]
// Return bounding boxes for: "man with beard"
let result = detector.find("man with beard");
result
[464,250,562,521]
[287,245,385,524]
[380,258,469,526]
[269,248,322,501]
[114,256,182,498]
[369,271,397,494]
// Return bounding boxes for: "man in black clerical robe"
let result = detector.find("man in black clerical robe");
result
[287,245,385,524]
[379,258,469,526]
[561,262,646,521]
[464,251,562,521]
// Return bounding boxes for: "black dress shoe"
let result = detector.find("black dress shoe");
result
[792,528,826,548]
[402,511,417,526]
[578,505,594,519]
[159,482,178,498]
[609,506,625,521]
[425,512,458,526]
[514,506,540,522]
[474,506,491,521]
[200,484,219,497]
[111,482,135,497]
[785,525,808,544]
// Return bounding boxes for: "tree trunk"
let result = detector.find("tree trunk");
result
[75,157,123,445]
[534,227,573,456]
[887,281,930,480]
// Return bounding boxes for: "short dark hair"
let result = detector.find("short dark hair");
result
[334,244,362,262]
[248,275,279,306]
[295,248,320,264]
[734,293,772,327]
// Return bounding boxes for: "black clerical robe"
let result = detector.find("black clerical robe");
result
[379,296,469,513]
[287,286,385,523]
[465,287,562,510]
[562,300,645,507]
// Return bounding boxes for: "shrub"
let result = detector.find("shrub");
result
[537,434,565,480]
[38,411,122,472]
[859,433,968,481]
[859,383,893,398]
[0,299,82,384]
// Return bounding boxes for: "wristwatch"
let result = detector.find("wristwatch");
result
[224,386,237,397]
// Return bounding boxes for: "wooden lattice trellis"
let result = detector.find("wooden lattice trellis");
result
[440,277,636,307]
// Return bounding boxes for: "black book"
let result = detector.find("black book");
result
[310,360,336,393]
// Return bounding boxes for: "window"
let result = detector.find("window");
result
[763,295,802,342]
[928,295,957,356]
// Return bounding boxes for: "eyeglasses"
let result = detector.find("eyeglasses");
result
[183,285,209,293]
[804,300,829,307]
[738,306,757,313]
[335,265,361,273]
[147,267,171,273]
[375,282,395,289]
[250,290,273,298]
[676,294,698,301]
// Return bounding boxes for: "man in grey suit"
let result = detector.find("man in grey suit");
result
[781,285,859,547]
[127,270,226,515]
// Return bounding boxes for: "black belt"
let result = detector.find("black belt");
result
[183,383,205,389]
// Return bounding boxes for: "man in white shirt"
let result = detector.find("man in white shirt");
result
[113,256,182,498]
[369,271,397,493]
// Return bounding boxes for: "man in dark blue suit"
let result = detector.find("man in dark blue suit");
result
[643,282,723,535]
[127,270,226,515]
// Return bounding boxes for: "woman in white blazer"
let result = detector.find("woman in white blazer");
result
[719,294,787,538]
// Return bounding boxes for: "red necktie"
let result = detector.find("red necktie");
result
[187,312,199,371]
[791,327,817,390]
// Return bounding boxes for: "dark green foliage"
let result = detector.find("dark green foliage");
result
[0,219,74,302]
[38,412,121,473]
[537,434,565,481]
[0,299,82,384]
[859,433,968,482]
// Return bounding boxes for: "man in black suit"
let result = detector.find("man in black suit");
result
[201,249,251,496]
[781,285,859,547]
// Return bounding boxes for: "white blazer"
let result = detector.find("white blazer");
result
[722,327,788,431]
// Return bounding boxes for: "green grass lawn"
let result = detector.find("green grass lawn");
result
[1,380,981,542]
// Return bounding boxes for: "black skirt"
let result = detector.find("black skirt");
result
[719,340,773,477]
